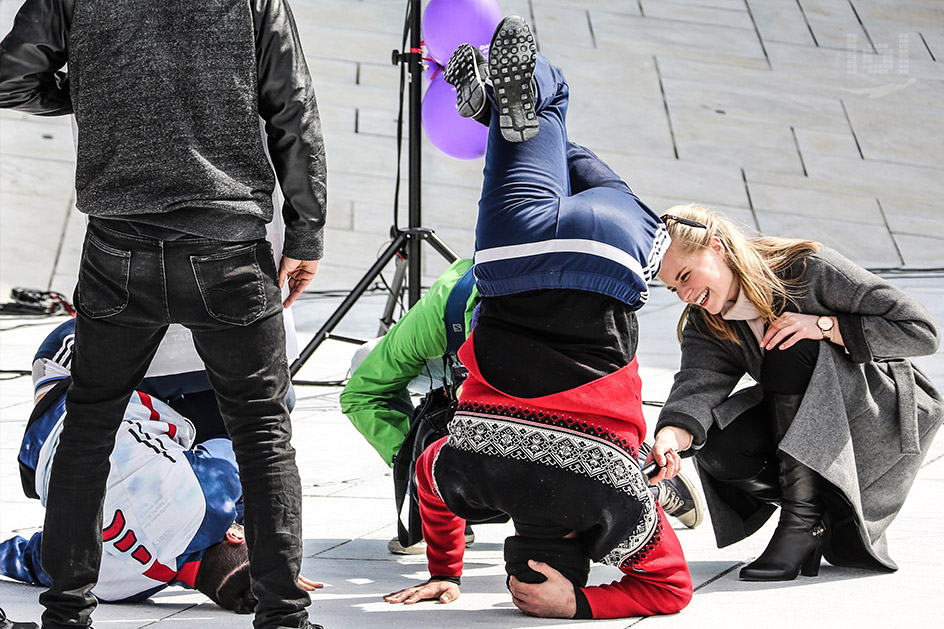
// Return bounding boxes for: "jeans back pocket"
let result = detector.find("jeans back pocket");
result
[191,244,268,326]
[76,234,131,318]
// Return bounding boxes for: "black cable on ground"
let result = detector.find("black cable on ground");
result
[0,369,32,381]
[292,379,348,387]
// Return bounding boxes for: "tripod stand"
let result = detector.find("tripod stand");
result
[290,0,457,378]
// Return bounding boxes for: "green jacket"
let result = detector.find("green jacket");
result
[340,259,478,466]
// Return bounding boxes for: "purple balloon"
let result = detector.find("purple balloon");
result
[422,75,487,160]
[422,0,502,65]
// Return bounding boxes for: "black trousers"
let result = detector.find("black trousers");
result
[696,339,819,496]
[695,339,875,565]
[40,219,308,629]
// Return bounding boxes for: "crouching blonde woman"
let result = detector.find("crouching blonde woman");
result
[649,203,942,581]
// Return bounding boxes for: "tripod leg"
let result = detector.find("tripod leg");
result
[378,229,457,337]
[420,231,459,263]
[290,228,462,378]
[378,256,409,336]
[290,232,410,376]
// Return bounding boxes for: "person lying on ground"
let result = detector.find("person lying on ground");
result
[1,319,321,612]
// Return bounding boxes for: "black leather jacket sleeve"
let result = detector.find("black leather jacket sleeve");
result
[0,0,74,115]
[253,0,327,261]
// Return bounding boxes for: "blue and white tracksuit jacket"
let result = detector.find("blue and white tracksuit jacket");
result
[474,201,670,309]
[0,322,242,602]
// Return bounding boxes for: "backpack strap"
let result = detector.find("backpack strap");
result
[443,266,476,357]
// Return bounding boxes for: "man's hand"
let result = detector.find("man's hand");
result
[384,579,460,605]
[278,257,319,308]
[297,575,324,591]
[508,560,576,618]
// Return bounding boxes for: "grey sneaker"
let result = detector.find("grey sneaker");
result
[487,16,539,142]
[387,527,476,555]
[387,537,427,555]
[443,43,489,121]
[655,470,706,529]
[0,608,38,629]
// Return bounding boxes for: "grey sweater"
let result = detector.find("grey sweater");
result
[0,0,326,259]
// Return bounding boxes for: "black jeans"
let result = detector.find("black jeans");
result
[40,219,308,629]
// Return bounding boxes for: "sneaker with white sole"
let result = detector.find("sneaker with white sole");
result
[387,537,427,555]
[443,43,489,122]
[387,528,476,555]
[655,471,706,529]
[487,16,539,142]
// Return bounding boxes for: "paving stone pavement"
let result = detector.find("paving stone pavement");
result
[1,1,942,627]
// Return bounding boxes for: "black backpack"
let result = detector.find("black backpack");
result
[391,267,474,548]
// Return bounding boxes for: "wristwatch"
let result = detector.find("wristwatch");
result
[816,316,834,341]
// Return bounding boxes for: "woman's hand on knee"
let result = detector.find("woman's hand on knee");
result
[762,312,822,350]
[647,427,692,481]
[384,579,460,605]
[508,560,576,618]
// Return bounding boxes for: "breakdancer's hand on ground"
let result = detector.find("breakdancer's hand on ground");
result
[384,579,460,605]
[297,575,324,591]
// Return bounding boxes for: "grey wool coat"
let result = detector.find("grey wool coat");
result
[655,247,943,571]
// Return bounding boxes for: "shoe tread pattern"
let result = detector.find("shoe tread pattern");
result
[488,17,538,143]
[444,43,487,119]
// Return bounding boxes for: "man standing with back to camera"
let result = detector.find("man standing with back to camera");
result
[0,1,326,628]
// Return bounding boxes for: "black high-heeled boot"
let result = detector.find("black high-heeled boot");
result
[718,466,781,507]
[739,394,827,581]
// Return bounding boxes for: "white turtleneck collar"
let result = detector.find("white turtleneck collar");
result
[720,287,765,346]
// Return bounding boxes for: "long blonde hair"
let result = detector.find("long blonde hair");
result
[662,204,821,344]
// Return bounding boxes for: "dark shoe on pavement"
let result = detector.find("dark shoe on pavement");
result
[444,43,489,124]
[488,16,539,142]
[655,470,706,529]
[0,607,39,629]
[739,393,826,581]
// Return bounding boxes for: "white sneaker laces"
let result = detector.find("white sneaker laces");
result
[659,483,686,515]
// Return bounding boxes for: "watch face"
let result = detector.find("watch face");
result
[818,316,834,331]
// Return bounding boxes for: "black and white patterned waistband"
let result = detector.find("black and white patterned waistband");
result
[447,411,658,565]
